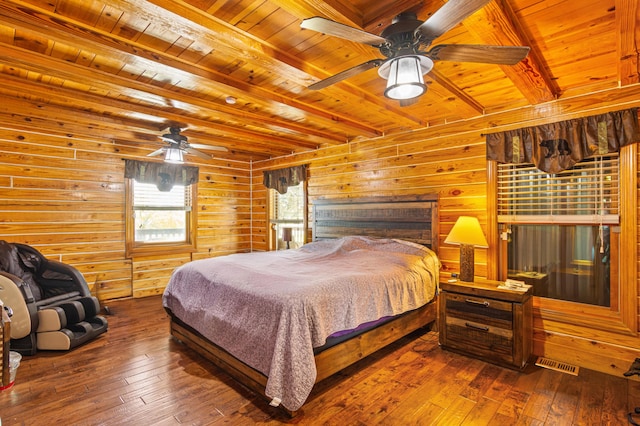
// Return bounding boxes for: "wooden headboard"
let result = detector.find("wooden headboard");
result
[312,194,439,252]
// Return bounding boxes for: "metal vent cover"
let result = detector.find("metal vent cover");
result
[535,357,579,376]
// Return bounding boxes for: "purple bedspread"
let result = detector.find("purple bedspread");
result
[162,236,439,411]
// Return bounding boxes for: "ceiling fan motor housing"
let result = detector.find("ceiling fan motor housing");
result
[162,126,188,145]
[379,12,424,58]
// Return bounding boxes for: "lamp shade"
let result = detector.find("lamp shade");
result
[445,216,487,282]
[282,227,293,249]
[444,216,488,247]
[378,56,433,100]
[282,227,293,242]
[164,147,184,163]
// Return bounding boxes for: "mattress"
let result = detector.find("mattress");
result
[162,235,439,410]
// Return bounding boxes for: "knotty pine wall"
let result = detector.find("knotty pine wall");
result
[0,126,251,300]
[2,83,640,379]
[252,83,640,379]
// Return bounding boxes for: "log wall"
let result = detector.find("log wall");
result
[1,80,640,380]
[0,126,251,300]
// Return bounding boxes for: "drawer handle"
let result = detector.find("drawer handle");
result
[465,298,490,307]
[465,322,489,332]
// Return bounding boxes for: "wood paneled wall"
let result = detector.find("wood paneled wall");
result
[0,127,251,300]
[252,83,640,379]
[2,79,640,380]
[251,133,488,273]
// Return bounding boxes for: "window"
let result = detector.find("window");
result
[268,183,306,250]
[497,154,619,307]
[124,161,197,257]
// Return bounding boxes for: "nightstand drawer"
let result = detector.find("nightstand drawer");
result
[443,293,513,328]
[443,316,514,362]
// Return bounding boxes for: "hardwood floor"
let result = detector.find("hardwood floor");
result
[1,296,638,425]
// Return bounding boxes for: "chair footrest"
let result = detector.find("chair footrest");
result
[36,316,108,351]
[37,297,101,332]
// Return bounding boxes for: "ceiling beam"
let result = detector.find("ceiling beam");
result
[120,0,390,134]
[0,44,324,153]
[0,0,382,140]
[0,74,298,158]
[0,89,289,160]
[427,70,485,116]
[267,0,363,27]
[463,0,558,104]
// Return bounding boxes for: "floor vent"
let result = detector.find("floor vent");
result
[535,357,579,376]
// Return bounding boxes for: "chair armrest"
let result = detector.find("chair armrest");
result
[39,261,91,298]
[0,273,37,338]
[0,272,35,304]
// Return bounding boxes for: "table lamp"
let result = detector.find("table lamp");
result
[444,216,488,282]
[282,227,293,249]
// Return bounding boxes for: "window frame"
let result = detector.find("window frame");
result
[267,180,307,251]
[125,178,197,258]
[487,144,637,336]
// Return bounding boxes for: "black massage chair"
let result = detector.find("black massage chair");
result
[0,241,107,355]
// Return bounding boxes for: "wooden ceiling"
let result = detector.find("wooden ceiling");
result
[0,0,636,162]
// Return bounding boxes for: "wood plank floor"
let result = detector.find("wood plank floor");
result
[1,296,639,425]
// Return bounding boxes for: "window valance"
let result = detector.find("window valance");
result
[263,165,308,194]
[124,159,199,192]
[486,108,639,173]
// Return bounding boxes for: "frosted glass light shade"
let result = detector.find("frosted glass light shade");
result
[164,147,184,163]
[378,56,433,100]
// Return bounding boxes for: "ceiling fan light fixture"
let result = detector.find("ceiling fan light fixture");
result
[164,147,184,163]
[379,56,433,100]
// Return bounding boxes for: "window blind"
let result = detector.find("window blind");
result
[133,181,192,211]
[497,154,619,224]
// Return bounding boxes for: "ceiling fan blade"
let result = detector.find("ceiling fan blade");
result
[147,147,166,157]
[185,147,212,160]
[189,143,229,152]
[308,59,385,90]
[415,0,491,41]
[301,17,387,47]
[428,44,530,65]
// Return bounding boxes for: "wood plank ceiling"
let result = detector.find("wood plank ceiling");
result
[0,0,636,162]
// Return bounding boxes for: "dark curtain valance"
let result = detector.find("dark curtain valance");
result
[486,108,640,173]
[124,159,199,192]
[263,164,307,194]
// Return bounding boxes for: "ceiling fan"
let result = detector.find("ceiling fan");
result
[148,126,228,163]
[300,0,530,102]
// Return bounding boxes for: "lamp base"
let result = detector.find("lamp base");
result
[459,244,475,282]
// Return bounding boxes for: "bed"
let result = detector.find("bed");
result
[163,194,440,414]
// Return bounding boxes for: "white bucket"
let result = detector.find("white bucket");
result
[9,351,21,383]
[1,351,21,390]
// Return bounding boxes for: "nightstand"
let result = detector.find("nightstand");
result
[439,278,533,369]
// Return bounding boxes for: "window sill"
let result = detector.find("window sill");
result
[126,242,196,258]
[534,297,636,337]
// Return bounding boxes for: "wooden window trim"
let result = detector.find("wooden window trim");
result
[266,180,308,251]
[125,178,197,258]
[487,144,637,336]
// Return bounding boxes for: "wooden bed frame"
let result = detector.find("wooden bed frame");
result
[168,194,439,415]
